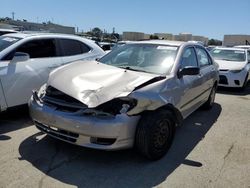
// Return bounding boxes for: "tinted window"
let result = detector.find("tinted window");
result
[196,47,211,67]
[16,39,57,58]
[59,39,90,56]
[247,51,250,62]
[180,47,198,68]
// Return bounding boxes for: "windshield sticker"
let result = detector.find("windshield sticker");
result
[157,46,177,50]
[234,51,245,54]
[2,37,18,42]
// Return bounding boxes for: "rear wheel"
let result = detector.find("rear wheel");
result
[202,85,216,110]
[135,110,175,160]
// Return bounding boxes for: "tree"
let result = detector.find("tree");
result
[208,39,222,46]
[150,35,159,39]
[91,27,103,39]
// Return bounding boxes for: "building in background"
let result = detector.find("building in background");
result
[0,19,75,34]
[178,33,192,41]
[154,33,173,40]
[122,31,145,41]
[223,35,250,46]
[122,31,208,45]
[192,35,209,45]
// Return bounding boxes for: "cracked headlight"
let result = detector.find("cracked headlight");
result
[95,97,137,115]
[37,84,47,98]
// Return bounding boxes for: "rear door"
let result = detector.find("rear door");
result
[0,38,62,107]
[58,38,96,64]
[195,46,215,102]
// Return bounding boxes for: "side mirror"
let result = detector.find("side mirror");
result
[177,66,200,78]
[11,52,30,63]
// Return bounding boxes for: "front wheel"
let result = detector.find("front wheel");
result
[135,110,175,160]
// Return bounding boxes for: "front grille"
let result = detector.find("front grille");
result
[35,121,79,143]
[42,86,87,112]
[219,75,228,85]
[219,69,229,72]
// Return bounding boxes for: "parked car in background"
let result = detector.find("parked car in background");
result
[206,45,216,51]
[112,41,133,50]
[234,45,250,50]
[210,47,250,88]
[0,29,18,36]
[0,33,105,111]
[97,42,115,51]
[30,40,219,160]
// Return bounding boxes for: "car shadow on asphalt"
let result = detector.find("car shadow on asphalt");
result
[18,103,221,188]
[216,81,250,96]
[0,105,33,135]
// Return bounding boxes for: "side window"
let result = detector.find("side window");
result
[2,39,57,60]
[196,47,211,67]
[180,47,198,69]
[247,51,250,62]
[16,39,57,58]
[59,39,91,56]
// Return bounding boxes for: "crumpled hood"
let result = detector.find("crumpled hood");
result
[215,59,247,70]
[48,61,161,107]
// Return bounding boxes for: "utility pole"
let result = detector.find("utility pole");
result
[11,12,15,20]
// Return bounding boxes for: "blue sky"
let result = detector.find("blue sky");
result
[1,0,250,39]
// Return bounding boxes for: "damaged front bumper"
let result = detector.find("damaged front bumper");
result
[29,92,140,150]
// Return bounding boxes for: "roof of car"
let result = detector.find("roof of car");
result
[135,40,185,46]
[213,46,246,51]
[3,32,83,39]
[131,40,204,47]
[0,28,18,32]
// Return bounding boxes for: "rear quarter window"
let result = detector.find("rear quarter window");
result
[59,39,91,56]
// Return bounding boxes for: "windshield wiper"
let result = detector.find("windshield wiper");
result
[118,66,149,73]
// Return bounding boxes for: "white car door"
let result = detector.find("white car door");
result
[58,39,100,65]
[0,38,62,108]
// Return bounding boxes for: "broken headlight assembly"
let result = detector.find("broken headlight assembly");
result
[95,97,137,115]
[37,84,47,98]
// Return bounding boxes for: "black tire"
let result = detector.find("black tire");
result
[202,85,216,110]
[135,110,175,160]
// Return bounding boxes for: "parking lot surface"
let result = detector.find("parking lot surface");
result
[0,86,250,188]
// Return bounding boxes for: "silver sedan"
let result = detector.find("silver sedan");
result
[29,40,219,160]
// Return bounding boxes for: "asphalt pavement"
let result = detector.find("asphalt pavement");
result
[0,85,249,188]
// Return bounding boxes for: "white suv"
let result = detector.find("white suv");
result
[0,33,105,111]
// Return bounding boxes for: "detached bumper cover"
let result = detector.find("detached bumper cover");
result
[29,92,140,150]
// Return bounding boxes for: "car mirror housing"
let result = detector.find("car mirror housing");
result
[178,66,200,78]
[11,52,30,63]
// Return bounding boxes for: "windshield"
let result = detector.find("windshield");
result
[99,44,178,75]
[210,49,246,62]
[0,36,20,52]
